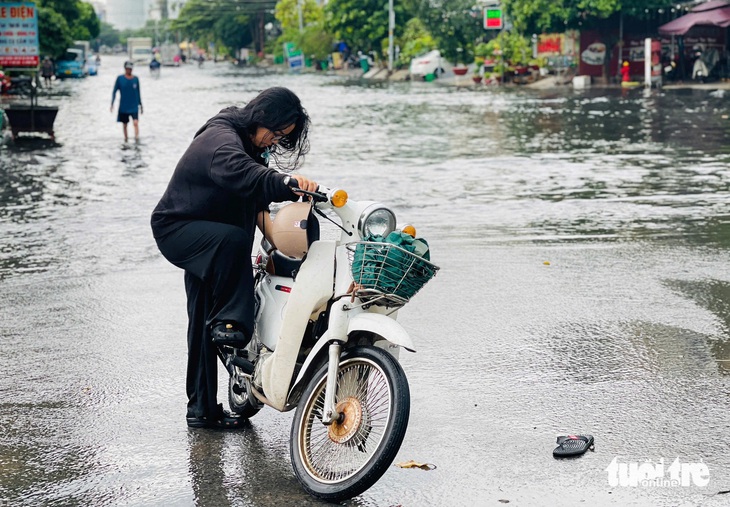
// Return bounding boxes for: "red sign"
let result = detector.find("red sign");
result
[538,36,562,54]
[0,55,38,66]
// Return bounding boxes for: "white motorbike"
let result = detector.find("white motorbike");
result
[217,181,438,502]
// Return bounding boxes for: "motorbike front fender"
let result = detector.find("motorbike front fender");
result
[347,313,416,352]
[286,313,415,407]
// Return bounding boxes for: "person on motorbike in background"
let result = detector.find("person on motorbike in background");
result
[151,87,318,429]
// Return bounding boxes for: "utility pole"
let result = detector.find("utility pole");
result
[387,0,394,73]
[298,0,304,31]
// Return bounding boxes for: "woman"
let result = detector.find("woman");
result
[151,87,318,429]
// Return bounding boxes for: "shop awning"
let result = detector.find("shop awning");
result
[658,0,730,35]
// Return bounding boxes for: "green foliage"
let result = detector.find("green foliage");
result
[172,0,255,53]
[274,0,332,61]
[300,23,333,61]
[275,0,324,31]
[483,31,532,65]
[275,23,333,63]
[71,1,100,41]
[38,6,73,59]
[503,0,629,33]
[39,0,80,22]
[474,42,490,58]
[396,18,436,67]
[97,22,121,49]
[36,0,99,58]
[325,0,407,55]
[216,15,254,51]
[400,0,483,64]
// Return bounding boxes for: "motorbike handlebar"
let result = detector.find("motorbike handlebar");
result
[286,177,329,203]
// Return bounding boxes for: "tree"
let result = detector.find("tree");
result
[71,1,101,41]
[38,6,73,58]
[396,18,436,67]
[503,0,666,34]
[36,0,100,58]
[97,22,121,50]
[39,0,99,40]
[402,0,484,63]
[275,0,323,31]
[172,0,259,53]
[325,0,408,55]
[273,0,332,63]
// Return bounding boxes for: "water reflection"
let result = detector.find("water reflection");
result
[187,424,322,506]
[188,431,231,507]
[119,142,147,176]
[2,59,730,506]
[666,278,730,374]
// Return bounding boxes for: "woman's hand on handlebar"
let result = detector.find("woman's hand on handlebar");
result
[290,174,318,194]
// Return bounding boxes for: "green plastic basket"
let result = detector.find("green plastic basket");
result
[348,241,439,307]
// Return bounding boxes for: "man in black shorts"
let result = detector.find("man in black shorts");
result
[110,61,143,141]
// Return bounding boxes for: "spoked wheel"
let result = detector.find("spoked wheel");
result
[290,345,410,502]
[228,366,263,418]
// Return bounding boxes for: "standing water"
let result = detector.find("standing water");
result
[1,56,729,506]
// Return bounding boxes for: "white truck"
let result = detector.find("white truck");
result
[158,42,180,66]
[127,37,153,65]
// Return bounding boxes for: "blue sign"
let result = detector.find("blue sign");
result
[0,2,39,67]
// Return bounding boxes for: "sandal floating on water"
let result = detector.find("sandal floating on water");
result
[553,434,594,458]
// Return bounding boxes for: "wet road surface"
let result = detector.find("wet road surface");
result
[1,56,730,506]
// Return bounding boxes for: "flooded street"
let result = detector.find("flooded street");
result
[2,55,730,506]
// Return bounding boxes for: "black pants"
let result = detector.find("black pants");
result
[155,220,254,418]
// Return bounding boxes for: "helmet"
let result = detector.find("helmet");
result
[269,202,318,259]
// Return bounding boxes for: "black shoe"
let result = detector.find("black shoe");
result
[187,404,248,430]
[211,322,250,347]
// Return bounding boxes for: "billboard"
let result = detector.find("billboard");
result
[0,2,40,68]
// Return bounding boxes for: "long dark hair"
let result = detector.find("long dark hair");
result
[234,87,310,170]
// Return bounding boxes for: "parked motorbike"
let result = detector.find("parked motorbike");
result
[216,181,439,502]
[0,74,33,96]
[692,46,719,82]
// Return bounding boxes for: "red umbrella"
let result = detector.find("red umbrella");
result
[658,0,730,35]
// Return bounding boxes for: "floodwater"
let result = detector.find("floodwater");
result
[1,56,730,506]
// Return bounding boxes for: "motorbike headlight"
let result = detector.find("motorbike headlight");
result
[358,205,397,239]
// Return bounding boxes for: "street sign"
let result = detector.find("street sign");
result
[0,2,39,68]
[484,8,503,30]
[283,42,303,70]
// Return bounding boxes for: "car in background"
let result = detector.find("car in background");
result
[85,58,98,76]
[55,48,88,79]
[409,50,453,80]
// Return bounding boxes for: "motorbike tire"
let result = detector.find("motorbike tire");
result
[290,345,410,502]
[228,372,263,418]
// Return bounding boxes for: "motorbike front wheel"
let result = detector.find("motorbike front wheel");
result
[290,345,410,502]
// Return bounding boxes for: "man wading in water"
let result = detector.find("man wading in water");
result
[110,61,143,141]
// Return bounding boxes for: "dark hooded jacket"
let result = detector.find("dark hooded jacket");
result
[151,107,295,239]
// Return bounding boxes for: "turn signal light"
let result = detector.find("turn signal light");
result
[331,189,348,208]
[402,224,416,237]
